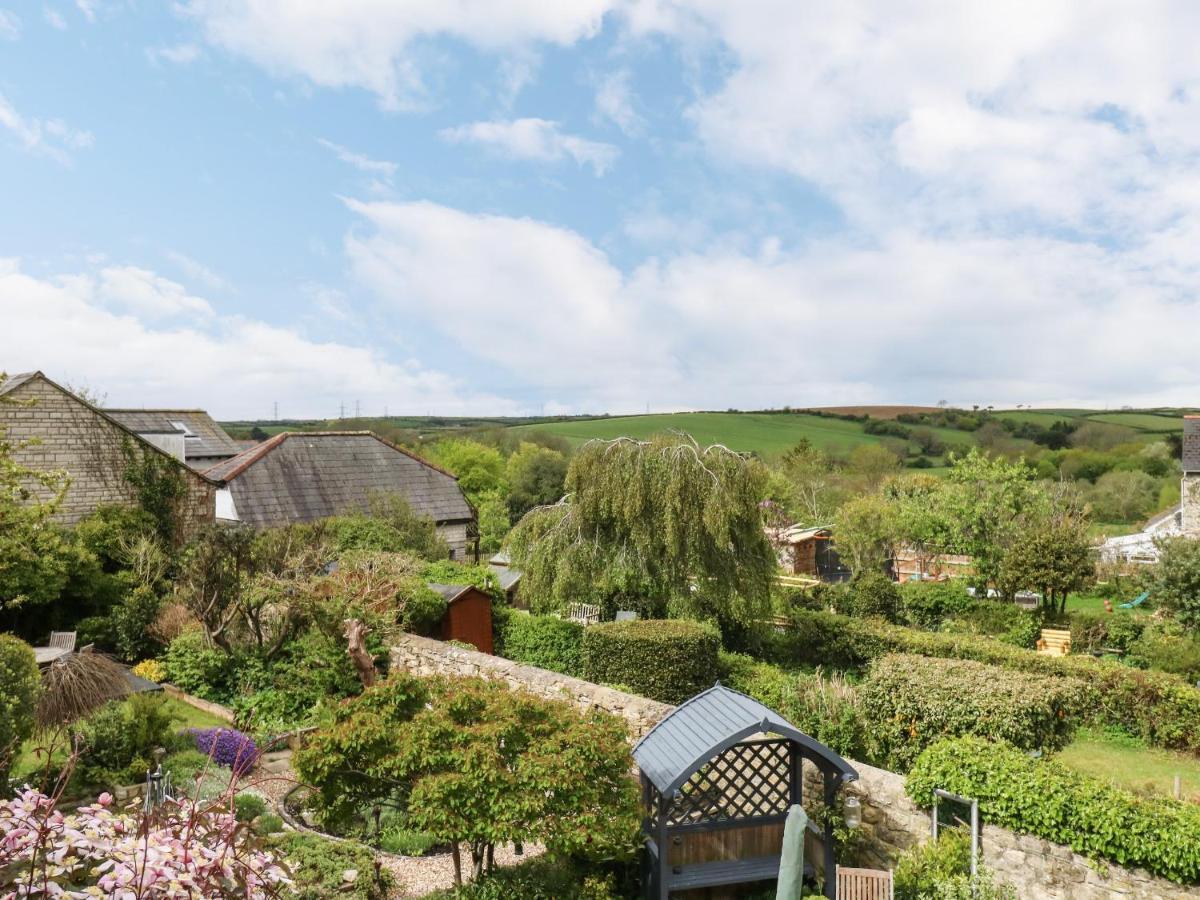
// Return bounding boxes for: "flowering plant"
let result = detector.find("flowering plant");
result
[0,788,290,898]
[189,727,259,777]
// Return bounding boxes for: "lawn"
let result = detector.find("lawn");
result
[1056,727,1200,802]
[1066,591,1152,615]
[1084,412,1187,432]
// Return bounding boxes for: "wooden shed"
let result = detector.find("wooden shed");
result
[430,583,494,654]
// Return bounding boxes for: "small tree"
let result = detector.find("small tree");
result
[835,492,900,577]
[505,435,776,624]
[504,442,567,521]
[999,509,1093,616]
[295,674,640,886]
[1152,537,1200,631]
[0,635,40,783]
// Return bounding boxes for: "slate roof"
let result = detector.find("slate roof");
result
[633,684,858,795]
[0,371,39,398]
[428,582,478,604]
[1186,416,1200,474]
[106,409,240,462]
[488,565,522,592]
[206,432,474,528]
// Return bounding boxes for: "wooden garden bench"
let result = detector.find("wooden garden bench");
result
[1036,628,1071,657]
[837,865,893,899]
[49,631,77,653]
[565,603,601,625]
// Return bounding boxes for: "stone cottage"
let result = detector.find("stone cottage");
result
[1184,416,1200,538]
[0,371,216,532]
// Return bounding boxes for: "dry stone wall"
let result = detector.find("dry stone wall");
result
[392,632,1200,899]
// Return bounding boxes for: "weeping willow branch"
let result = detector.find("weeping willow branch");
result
[505,435,776,623]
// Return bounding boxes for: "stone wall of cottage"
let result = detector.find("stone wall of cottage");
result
[0,376,214,534]
[391,632,1199,900]
[1183,475,1200,538]
[436,521,475,563]
[390,632,672,739]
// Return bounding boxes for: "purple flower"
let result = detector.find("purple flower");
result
[188,728,259,777]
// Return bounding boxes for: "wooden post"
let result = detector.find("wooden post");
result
[1175,775,1182,800]
[823,772,838,900]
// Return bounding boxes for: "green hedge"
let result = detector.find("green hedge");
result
[582,619,719,704]
[754,608,1200,753]
[0,635,41,784]
[493,608,584,676]
[1067,610,1146,656]
[860,654,1084,771]
[908,737,1200,885]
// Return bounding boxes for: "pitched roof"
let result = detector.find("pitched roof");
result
[633,684,858,795]
[105,409,240,461]
[206,431,474,528]
[0,371,216,485]
[488,565,522,591]
[428,582,488,604]
[1185,416,1200,474]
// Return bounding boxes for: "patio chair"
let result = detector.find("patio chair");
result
[836,865,893,900]
[48,631,77,653]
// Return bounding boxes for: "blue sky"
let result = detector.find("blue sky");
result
[2,2,1200,418]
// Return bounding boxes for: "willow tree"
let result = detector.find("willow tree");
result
[505,435,776,624]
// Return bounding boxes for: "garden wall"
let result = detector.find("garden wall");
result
[390,633,1196,900]
[390,633,671,739]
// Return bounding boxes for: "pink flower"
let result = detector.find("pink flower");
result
[97,792,113,807]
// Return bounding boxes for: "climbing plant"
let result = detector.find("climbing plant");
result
[120,436,188,545]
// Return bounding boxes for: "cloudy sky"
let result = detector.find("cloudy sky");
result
[2,1,1199,418]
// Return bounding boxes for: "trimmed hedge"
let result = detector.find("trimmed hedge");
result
[493,608,584,676]
[860,654,1084,771]
[1067,610,1146,656]
[752,608,1200,753]
[582,619,719,704]
[908,736,1200,885]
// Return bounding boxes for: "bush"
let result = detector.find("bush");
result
[131,658,166,683]
[161,631,233,701]
[899,580,973,630]
[400,583,449,633]
[378,825,439,856]
[74,693,184,787]
[582,619,719,704]
[426,856,622,900]
[189,727,259,777]
[162,748,220,783]
[941,601,1040,649]
[273,832,393,900]
[234,791,269,822]
[761,608,1200,754]
[0,635,40,784]
[1128,620,1200,682]
[908,736,1200,884]
[1069,610,1146,656]
[860,654,1083,771]
[494,608,583,675]
[255,812,285,835]
[720,652,868,761]
[844,572,902,622]
[894,830,1016,900]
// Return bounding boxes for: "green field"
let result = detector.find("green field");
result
[1084,412,1185,431]
[1057,727,1200,801]
[512,412,908,457]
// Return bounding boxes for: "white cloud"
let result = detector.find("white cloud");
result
[0,92,93,164]
[594,69,642,135]
[0,9,20,39]
[181,0,615,109]
[74,0,95,22]
[317,138,397,181]
[43,8,66,30]
[147,43,203,65]
[439,118,618,175]
[94,266,216,319]
[0,259,519,418]
[164,250,229,292]
[343,196,1200,411]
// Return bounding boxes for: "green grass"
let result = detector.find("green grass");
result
[1084,412,1184,432]
[1066,591,1153,615]
[1056,727,1200,801]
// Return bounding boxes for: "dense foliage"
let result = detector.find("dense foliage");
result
[72,693,184,788]
[860,654,1083,770]
[0,635,40,784]
[426,855,625,899]
[908,737,1200,884]
[1151,536,1200,631]
[272,832,393,900]
[493,608,584,675]
[506,436,776,625]
[754,608,1200,753]
[189,727,259,777]
[294,674,640,885]
[581,619,719,704]
[894,830,1015,900]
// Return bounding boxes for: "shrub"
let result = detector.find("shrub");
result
[273,832,392,900]
[161,631,233,701]
[894,830,1016,900]
[378,825,439,856]
[255,812,284,835]
[762,608,1200,754]
[582,619,719,704]
[73,693,185,787]
[131,658,166,683]
[495,608,584,675]
[426,856,622,900]
[0,635,40,784]
[941,600,1040,649]
[899,580,973,630]
[908,736,1200,884]
[720,652,868,761]
[844,572,902,622]
[1069,610,1146,656]
[860,654,1083,771]
[189,727,259,777]
[234,791,269,822]
[105,584,166,662]
[163,748,219,783]
[400,582,449,633]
